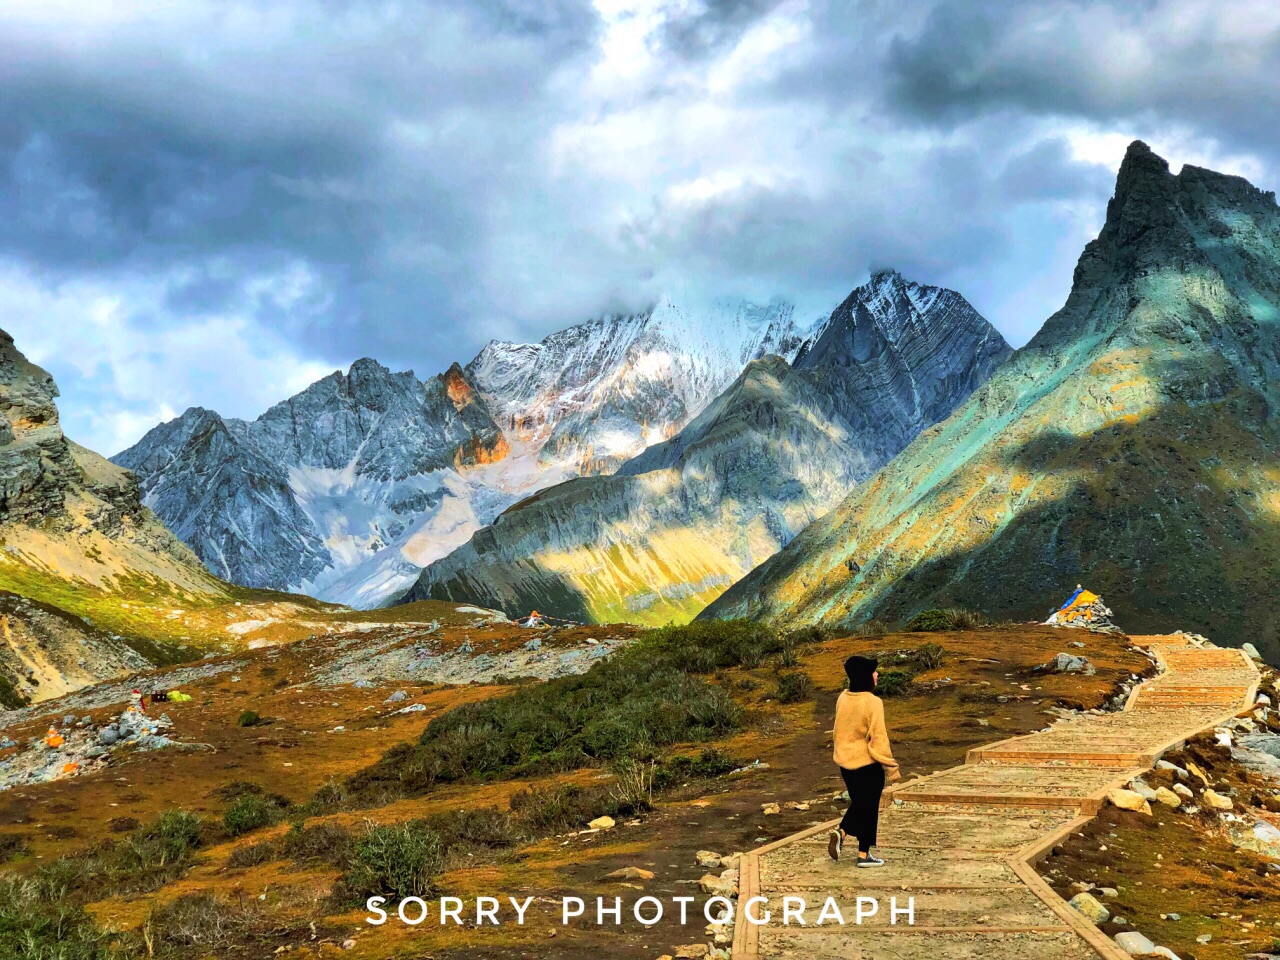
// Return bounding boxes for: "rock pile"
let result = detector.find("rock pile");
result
[1046,587,1121,633]
[0,706,179,792]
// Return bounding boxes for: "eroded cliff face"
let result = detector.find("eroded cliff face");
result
[119,297,814,606]
[704,142,1280,658]
[404,274,1010,625]
[0,330,216,594]
[0,330,226,701]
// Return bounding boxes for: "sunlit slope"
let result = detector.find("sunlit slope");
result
[704,142,1280,658]
[405,273,1009,625]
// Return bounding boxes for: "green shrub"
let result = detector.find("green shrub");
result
[144,892,254,949]
[875,670,913,698]
[904,608,985,632]
[608,759,657,813]
[0,876,122,959]
[227,840,278,869]
[281,821,353,865]
[309,778,349,812]
[427,807,520,851]
[343,822,445,900]
[785,625,833,646]
[775,671,815,703]
[0,674,29,711]
[222,793,286,837]
[914,643,945,670]
[236,710,261,727]
[344,620,784,803]
[640,619,785,671]
[651,747,739,788]
[773,646,801,669]
[0,833,27,864]
[123,810,204,871]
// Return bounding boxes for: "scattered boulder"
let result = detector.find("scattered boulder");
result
[605,867,654,881]
[1156,760,1187,778]
[1114,932,1158,955]
[760,802,780,815]
[698,873,736,897]
[589,815,616,830]
[1154,787,1182,808]
[524,638,542,651]
[1201,789,1233,811]
[695,851,722,868]
[384,691,407,703]
[1172,783,1194,800]
[1242,643,1263,661]
[1128,778,1158,802]
[674,946,709,959]
[1067,892,1110,924]
[1185,761,1210,785]
[1108,789,1152,815]
[1037,653,1096,676]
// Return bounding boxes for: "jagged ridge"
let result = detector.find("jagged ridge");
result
[703,142,1280,657]
[117,297,814,605]
[401,273,1010,624]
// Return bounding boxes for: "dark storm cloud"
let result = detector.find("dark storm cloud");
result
[658,0,787,59]
[883,0,1280,154]
[0,0,599,364]
[1,0,1277,456]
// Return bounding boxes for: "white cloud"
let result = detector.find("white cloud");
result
[0,262,333,455]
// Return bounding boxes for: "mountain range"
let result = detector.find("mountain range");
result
[403,271,1010,623]
[705,141,1280,658]
[115,298,813,607]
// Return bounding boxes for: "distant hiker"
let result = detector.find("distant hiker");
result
[829,655,900,866]
[130,689,146,715]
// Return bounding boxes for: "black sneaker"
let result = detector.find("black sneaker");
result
[856,854,885,868]
[827,830,842,861]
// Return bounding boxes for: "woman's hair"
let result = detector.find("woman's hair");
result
[844,655,878,692]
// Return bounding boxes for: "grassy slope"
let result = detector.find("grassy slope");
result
[0,621,1152,959]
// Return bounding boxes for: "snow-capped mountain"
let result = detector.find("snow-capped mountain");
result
[468,297,807,472]
[115,297,816,605]
[402,272,1011,624]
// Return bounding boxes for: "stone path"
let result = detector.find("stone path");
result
[731,635,1260,960]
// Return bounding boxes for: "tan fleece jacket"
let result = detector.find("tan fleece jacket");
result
[833,691,900,780]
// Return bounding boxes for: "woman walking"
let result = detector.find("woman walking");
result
[828,655,900,865]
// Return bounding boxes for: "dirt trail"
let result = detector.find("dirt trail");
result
[731,635,1261,960]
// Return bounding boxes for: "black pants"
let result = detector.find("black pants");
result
[838,762,885,853]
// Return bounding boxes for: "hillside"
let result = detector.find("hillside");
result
[704,142,1280,658]
[402,272,1010,624]
[0,613,1182,959]
[117,297,814,607]
[0,329,240,701]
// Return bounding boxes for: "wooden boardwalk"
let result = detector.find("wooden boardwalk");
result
[731,635,1260,960]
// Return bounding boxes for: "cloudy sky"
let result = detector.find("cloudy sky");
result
[3,0,1278,455]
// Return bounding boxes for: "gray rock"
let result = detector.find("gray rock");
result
[98,727,119,745]
[1242,642,1263,661]
[1114,931,1157,955]
[524,638,542,651]
[1128,779,1158,802]
[385,690,408,703]
[1067,892,1109,923]
[1039,653,1096,675]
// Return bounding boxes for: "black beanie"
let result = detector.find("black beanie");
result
[844,655,878,693]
